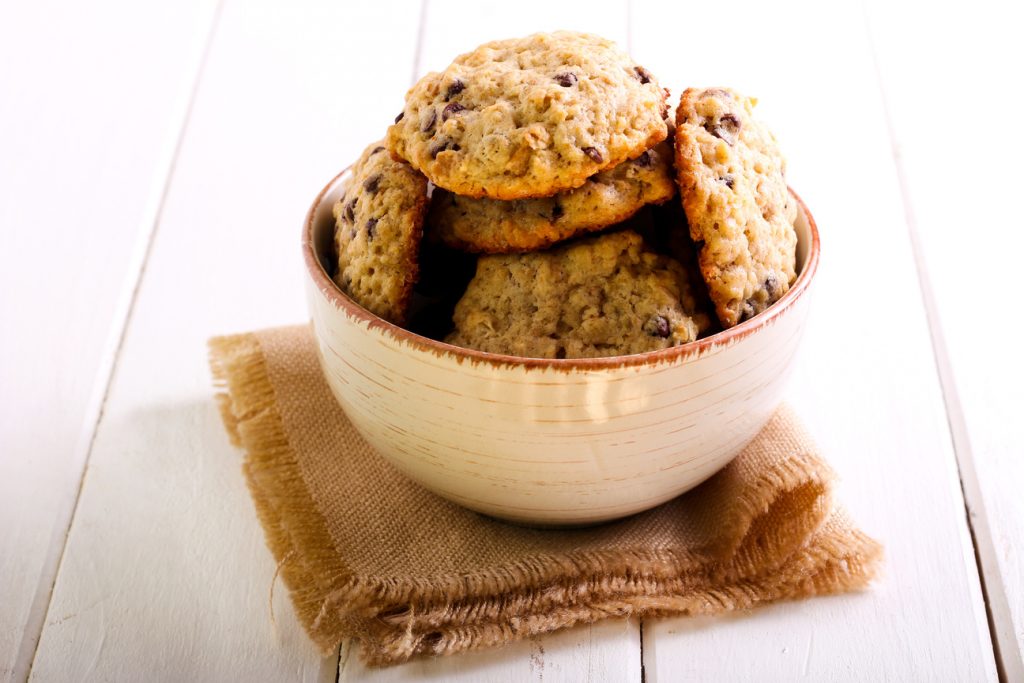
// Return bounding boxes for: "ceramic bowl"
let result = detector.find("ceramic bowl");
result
[303,170,820,526]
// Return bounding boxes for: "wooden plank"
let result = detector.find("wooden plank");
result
[340,619,640,682]
[0,1,217,679]
[866,2,1024,678]
[630,0,998,679]
[27,1,422,680]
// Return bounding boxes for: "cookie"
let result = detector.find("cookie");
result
[332,141,428,325]
[426,138,676,253]
[387,31,669,200]
[446,231,710,359]
[674,88,798,328]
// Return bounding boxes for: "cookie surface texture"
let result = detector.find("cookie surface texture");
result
[427,138,676,253]
[674,87,797,328]
[446,230,709,359]
[332,142,428,325]
[387,31,669,199]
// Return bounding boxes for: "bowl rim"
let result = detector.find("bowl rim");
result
[302,168,820,371]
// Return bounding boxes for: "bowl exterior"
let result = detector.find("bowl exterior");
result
[304,283,812,527]
[304,168,817,526]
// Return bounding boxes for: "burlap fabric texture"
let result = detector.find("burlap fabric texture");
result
[209,325,882,667]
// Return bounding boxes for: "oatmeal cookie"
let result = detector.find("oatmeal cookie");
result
[427,138,676,253]
[446,230,710,359]
[674,87,797,328]
[332,141,428,325]
[387,31,669,199]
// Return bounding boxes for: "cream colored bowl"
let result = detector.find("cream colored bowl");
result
[303,170,820,526]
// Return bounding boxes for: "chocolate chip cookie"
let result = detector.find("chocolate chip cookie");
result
[674,88,797,328]
[446,231,710,359]
[387,31,669,200]
[332,141,428,325]
[426,138,676,253]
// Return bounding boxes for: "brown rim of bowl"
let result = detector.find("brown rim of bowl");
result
[302,168,820,371]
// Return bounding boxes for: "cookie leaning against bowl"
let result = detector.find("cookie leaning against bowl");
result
[675,88,798,328]
[426,138,676,253]
[332,141,428,326]
[387,31,669,200]
[446,230,711,359]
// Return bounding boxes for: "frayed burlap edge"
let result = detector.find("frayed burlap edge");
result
[209,332,883,667]
[210,333,360,651]
[356,513,882,665]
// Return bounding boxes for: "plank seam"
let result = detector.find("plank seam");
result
[626,0,634,54]
[639,619,647,683]
[16,3,226,680]
[862,6,1013,682]
[410,0,430,86]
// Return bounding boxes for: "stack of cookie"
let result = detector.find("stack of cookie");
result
[331,31,797,359]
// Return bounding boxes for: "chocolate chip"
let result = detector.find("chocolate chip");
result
[343,199,355,223]
[765,273,779,295]
[647,315,671,338]
[394,111,404,123]
[582,146,603,163]
[366,217,378,240]
[711,114,741,144]
[551,204,564,221]
[634,66,653,84]
[363,174,381,193]
[442,102,466,120]
[635,151,651,167]
[421,108,437,132]
[429,139,459,157]
[371,146,385,155]
[348,229,356,241]
[445,79,465,101]
[721,174,735,189]
[554,72,577,87]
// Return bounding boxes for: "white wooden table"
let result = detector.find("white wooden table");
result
[2,1,1022,680]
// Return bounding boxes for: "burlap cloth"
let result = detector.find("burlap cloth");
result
[209,325,882,667]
